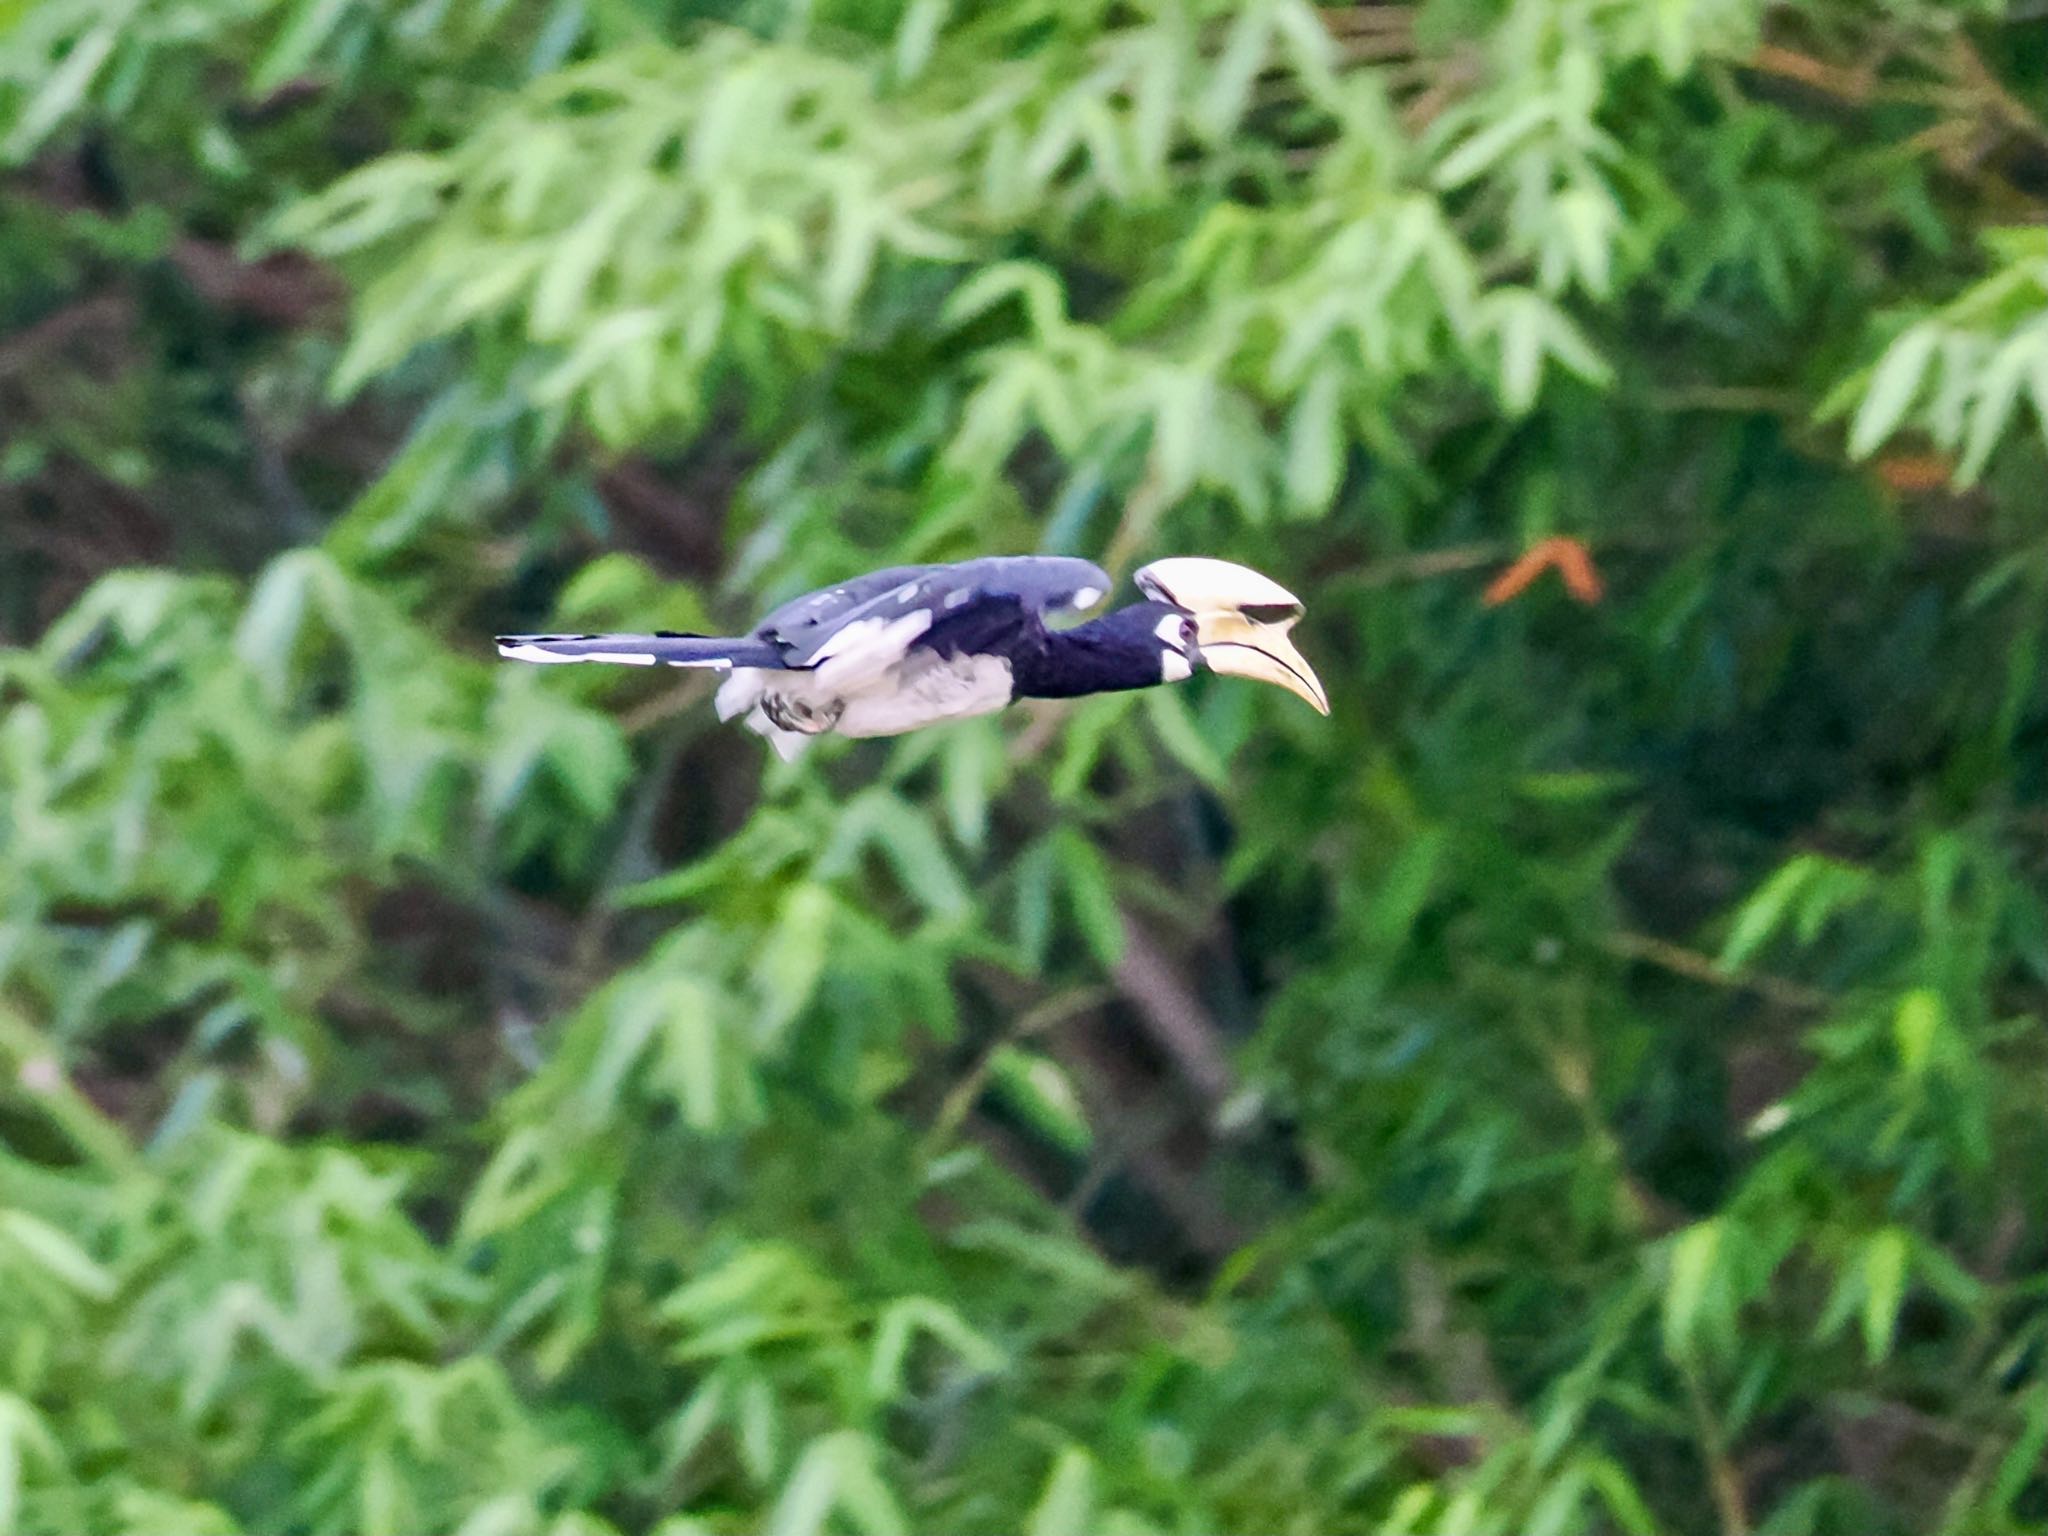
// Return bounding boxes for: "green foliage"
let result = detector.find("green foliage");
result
[1835,226,2048,482]
[3,0,2048,1532]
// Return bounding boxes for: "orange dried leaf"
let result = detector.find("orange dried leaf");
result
[1551,537,1604,603]
[1483,537,1604,607]
[1482,548,1549,606]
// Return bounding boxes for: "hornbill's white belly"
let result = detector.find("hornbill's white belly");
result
[715,649,1017,760]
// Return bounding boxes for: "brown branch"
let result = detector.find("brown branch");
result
[1053,1046,1249,1259]
[1111,909,1237,1108]
[1317,5,1413,40]
[169,238,342,328]
[1685,1367,1754,1536]
[1744,42,1877,105]
[619,674,718,735]
[0,292,133,381]
[1941,32,2048,151]
[1398,1251,1520,1441]
[1006,700,1074,765]
[1601,930,1833,1014]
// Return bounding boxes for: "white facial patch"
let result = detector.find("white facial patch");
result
[1154,613,1193,681]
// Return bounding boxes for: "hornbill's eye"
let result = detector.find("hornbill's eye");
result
[1179,618,1198,650]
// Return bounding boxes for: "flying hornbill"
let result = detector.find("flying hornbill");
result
[497,555,1327,760]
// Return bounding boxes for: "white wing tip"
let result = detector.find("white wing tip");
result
[498,640,657,666]
[499,641,580,664]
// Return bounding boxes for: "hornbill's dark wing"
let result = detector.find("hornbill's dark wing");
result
[499,555,1110,675]
[763,556,1112,671]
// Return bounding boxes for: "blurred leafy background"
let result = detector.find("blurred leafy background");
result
[1,0,2047,1531]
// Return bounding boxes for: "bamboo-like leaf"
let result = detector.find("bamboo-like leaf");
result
[1434,100,1552,191]
[1661,1219,1722,1360]
[5,22,116,161]
[1055,829,1124,970]
[767,1437,841,1536]
[0,1211,115,1300]
[1860,1227,1910,1364]
[1028,1448,1096,1536]
[1892,989,1943,1082]
[1957,329,2042,482]
[1283,363,1344,514]
[1848,326,1939,459]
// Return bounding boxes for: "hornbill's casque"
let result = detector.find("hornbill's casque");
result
[497,555,1327,759]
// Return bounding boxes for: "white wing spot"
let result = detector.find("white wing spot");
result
[808,615,884,665]
[1072,587,1101,609]
[812,611,933,691]
[944,588,972,608]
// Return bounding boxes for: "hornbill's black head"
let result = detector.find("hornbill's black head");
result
[1135,557,1330,715]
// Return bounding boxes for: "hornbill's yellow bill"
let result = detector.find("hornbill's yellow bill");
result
[1189,609,1330,715]
[1135,557,1331,715]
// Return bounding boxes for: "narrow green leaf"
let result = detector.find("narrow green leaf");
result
[1283,363,1344,513]
[1958,330,2041,482]
[2028,327,2048,454]
[1993,1387,2048,1511]
[1028,1448,1096,1536]
[989,1047,1092,1155]
[755,885,833,1045]
[1525,1462,1589,1536]
[661,985,725,1132]
[6,22,115,160]
[1892,988,1943,1081]
[1434,99,1550,190]
[1720,858,1812,970]
[940,721,999,850]
[1056,830,1124,970]
[767,1439,839,1536]
[1143,689,1228,792]
[1861,1227,1910,1363]
[1013,839,1058,967]
[253,0,352,94]
[892,0,949,83]
[1662,1219,1722,1360]
[0,1211,115,1300]
[1584,1455,1659,1536]
[1848,327,1939,459]
[826,1433,907,1536]
[870,797,971,916]
[1500,303,1543,415]
[1196,5,1271,139]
